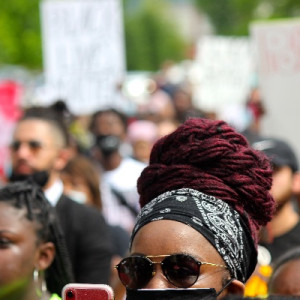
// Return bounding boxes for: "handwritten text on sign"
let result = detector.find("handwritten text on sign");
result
[41,0,125,114]
[195,36,253,113]
[252,21,300,75]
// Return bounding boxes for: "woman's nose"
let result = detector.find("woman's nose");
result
[143,269,171,289]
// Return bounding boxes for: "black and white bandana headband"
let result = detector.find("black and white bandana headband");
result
[131,188,257,283]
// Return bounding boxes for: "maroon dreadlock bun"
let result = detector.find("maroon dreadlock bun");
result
[137,118,275,244]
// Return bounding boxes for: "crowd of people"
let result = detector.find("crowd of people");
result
[0,69,300,300]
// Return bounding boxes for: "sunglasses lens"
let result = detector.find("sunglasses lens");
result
[162,254,200,288]
[117,256,153,289]
[10,140,42,152]
[28,140,42,150]
[10,141,21,151]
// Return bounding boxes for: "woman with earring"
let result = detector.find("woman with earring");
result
[0,180,73,300]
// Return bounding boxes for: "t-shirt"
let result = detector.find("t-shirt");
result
[50,294,61,300]
[101,157,146,232]
[260,221,300,263]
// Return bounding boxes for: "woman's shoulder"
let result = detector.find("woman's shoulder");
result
[49,294,61,300]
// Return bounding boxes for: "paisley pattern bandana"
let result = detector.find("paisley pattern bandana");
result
[131,188,257,283]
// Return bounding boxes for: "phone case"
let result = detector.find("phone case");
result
[62,283,114,300]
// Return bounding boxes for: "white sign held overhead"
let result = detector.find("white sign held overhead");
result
[251,19,300,162]
[194,36,253,114]
[251,20,300,77]
[40,0,126,114]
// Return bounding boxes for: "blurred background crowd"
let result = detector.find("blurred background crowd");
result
[1,0,300,299]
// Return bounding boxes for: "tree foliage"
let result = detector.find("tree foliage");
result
[0,0,299,70]
[194,0,300,35]
[0,0,187,71]
[124,0,187,71]
[0,0,42,69]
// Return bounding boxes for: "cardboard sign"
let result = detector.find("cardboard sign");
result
[251,19,300,161]
[194,36,253,114]
[40,0,126,114]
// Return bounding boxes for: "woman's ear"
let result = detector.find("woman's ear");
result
[224,279,245,297]
[36,242,56,271]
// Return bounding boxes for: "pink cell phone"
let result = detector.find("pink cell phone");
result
[62,283,114,300]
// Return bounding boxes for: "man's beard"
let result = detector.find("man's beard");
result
[9,170,50,187]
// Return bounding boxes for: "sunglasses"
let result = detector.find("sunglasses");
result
[115,254,227,289]
[10,140,43,152]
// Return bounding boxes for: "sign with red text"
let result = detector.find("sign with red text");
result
[251,19,300,161]
[40,0,126,114]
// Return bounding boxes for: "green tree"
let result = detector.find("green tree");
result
[0,0,42,69]
[0,0,187,71]
[194,0,300,35]
[124,0,187,71]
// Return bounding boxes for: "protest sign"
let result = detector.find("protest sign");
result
[194,36,253,114]
[251,19,300,159]
[40,0,126,114]
[0,80,22,181]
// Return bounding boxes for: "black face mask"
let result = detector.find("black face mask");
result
[95,135,121,156]
[9,170,50,187]
[125,279,234,300]
[126,288,217,300]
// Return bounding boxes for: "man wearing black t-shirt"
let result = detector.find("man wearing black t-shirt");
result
[252,137,300,262]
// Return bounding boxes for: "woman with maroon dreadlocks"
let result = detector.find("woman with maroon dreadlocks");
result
[115,118,275,299]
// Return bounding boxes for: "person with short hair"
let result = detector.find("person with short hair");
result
[115,118,275,299]
[268,247,300,296]
[244,137,300,297]
[9,106,113,285]
[251,137,300,262]
[89,109,146,232]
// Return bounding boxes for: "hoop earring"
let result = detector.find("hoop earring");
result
[33,269,39,283]
[33,269,47,297]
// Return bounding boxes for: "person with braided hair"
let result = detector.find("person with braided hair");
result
[0,180,73,300]
[115,118,275,299]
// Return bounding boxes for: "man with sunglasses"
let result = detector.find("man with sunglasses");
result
[8,105,113,287]
[115,118,275,299]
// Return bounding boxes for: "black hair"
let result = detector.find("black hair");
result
[0,180,74,295]
[89,108,128,134]
[21,105,70,147]
[272,247,300,272]
[269,246,300,291]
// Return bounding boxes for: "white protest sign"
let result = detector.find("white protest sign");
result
[40,0,126,114]
[251,19,300,160]
[194,36,253,114]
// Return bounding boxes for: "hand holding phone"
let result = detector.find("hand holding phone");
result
[62,283,114,300]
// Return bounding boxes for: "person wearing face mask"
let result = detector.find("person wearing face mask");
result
[115,118,275,299]
[60,154,130,300]
[60,154,130,260]
[8,106,113,286]
[60,155,102,208]
[89,111,146,233]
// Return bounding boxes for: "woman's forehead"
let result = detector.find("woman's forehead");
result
[0,202,35,232]
[131,220,224,264]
